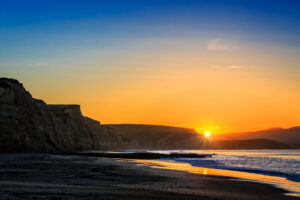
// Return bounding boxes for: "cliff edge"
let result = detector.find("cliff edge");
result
[0,78,121,152]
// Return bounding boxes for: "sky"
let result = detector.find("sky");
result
[1,0,300,133]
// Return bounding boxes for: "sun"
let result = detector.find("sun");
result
[204,131,211,138]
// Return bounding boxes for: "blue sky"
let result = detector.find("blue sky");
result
[1,0,299,71]
[1,0,299,51]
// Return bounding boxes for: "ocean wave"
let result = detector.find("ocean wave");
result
[161,151,300,183]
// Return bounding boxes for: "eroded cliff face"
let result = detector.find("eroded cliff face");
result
[0,78,121,152]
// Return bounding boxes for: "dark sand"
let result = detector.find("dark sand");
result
[0,154,298,200]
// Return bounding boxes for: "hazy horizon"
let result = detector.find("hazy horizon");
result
[1,0,300,133]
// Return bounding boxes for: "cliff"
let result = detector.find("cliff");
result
[0,78,121,152]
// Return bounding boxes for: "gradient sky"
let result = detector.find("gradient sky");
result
[1,0,300,133]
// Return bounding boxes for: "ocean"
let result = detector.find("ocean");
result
[155,150,300,183]
[89,149,300,196]
[144,149,300,197]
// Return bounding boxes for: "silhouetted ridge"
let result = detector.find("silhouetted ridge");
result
[216,127,300,148]
[0,78,121,153]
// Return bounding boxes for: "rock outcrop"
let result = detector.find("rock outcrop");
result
[0,78,121,152]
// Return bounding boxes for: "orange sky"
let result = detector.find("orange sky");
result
[1,1,300,134]
[4,39,300,134]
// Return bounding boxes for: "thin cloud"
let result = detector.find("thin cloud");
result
[209,65,243,70]
[207,39,239,51]
[228,65,242,69]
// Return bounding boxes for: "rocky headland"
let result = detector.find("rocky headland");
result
[0,78,122,152]
[0,78,210,153]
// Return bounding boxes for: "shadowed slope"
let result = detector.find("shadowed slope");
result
[0,78,121,152]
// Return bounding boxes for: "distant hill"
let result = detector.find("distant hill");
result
[106,124,210,150]
[213,139,290,149]
[106,124,293,150]
[216,127,300,148]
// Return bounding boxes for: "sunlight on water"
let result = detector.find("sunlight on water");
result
[152,150,300,182]
[130,158,300,197]
[124,150,300,197]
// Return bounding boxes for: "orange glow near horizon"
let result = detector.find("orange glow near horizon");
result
[1,0,300,134]
[204,131,211,137]
[20,64,300,133]
[196,125,219,135]
[9,39,300,133]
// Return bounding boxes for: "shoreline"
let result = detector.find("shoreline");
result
[0,153,298,200]
[127,159,300,198]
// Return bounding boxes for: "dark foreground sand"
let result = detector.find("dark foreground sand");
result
[0,154,298,200]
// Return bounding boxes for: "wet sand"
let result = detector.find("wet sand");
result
[130,159,300,198]
[0,154,298,200]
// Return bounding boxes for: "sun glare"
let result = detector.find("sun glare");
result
[196,126,219,136]
[204,131,211,138]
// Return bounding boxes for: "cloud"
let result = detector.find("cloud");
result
[228,65,242,69]
[209,65,243,70]
[207,39,239,51]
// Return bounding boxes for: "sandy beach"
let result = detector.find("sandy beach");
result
[0,154,298,200]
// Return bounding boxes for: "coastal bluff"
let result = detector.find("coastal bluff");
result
[0,78,209,152]
[0,78,121,152]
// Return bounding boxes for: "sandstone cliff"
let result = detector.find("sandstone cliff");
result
[0,78,121,152]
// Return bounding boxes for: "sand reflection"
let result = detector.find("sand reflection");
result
[129,159,300,197]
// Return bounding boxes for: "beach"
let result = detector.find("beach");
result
[0,154,298,200]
